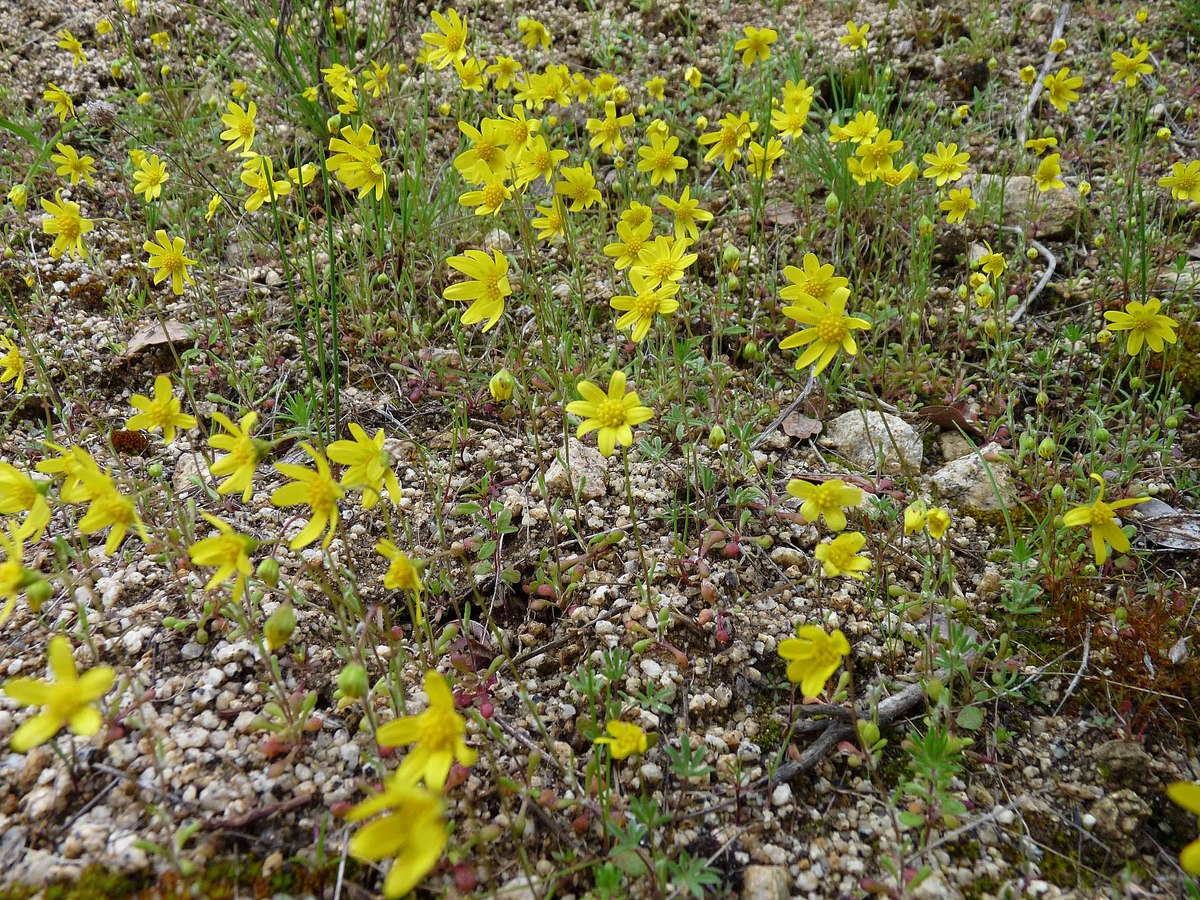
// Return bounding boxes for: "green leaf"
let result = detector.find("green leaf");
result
[955,706,984,731]
[0,116,44,151]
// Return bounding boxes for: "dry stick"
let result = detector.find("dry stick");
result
[1001,225,1057,324]
[1053,629,1091,716]
[1015,2,1073,147]
[750,369,816,450]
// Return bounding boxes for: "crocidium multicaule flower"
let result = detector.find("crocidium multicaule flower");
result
[454,56,487,92]
[75,468,148,555]
[328,423,401,509]
[747,137,784,180]
[659,186,712,242]
[838,20,870,50]
[699,111,755,171]
[489,368,515,401]
[777,625,851,699]
[57,29,86,66]
[1111,48,1153,88]
[586,100,634,157]
[189,512,256,595]
[0,523,35,627]
[1103,298,1178,355]
[8,184,28,210]
[125,374,197,444]
[375,670,476,787]
[421,7,468,70]
[132,154,169,202]
[0,462,52,541]
[926,507,952,539]
[1167,782,1200,875]
[240,155,292,211]
[566,370,654,458]
[327,125,386,201]
[940,187,977,223]
[44,83,75,121]
[786,478,863,532]
[346,773,447,899]
[442,248,512,332]
[555,162,604,211]
[903,500,927,535]
[1,336,25,394]
[1062,473,1149,565]
[814,531,871,579]
[1043,67,1082,112]
[1033,153,1065,192]
[51,143,96,186]
[219,101,257,154]
[143,231,197,296]
[735,25,777,68]
[636,131,688,186]
[40,191,94,260]
[630,235,697,288]
[1159,160,1200,203]
[1025,136,1058,155]
[3,636,114,751]
[271,444,345,549]
[593,719,651,759]
[921,141,970,185]
[517,15,551,50]
[610,271,680,343]
[459,175,511,215]
[779,283,871,375]
[210,411,267,501]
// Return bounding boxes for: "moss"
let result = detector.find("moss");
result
[1175,319,1200,405]
[751,705,785,756]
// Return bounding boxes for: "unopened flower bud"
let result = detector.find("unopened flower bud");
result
[1036,390,1049,409]
[824,193,840,214]
[708,424,726,450]
[489,368,515,401]
[338,663,369,699]
[26,577,52,611]
[1037,436,1057,459]
[264,602,296,652]
[917,215,933,236]
[1050,483,1065,502]
[721,245,741,271]
[257,557,281,588]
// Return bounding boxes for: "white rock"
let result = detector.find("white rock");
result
[822,411,923,474]
[175,727,209,750]
[930,442,1017,511]
[544,439,608,500]
[771,783,792,806]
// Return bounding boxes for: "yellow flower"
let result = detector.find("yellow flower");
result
[40,191,93,260]
[779,287,871,375]
[1033,153,1065,191]
[322,63,356,93]
[327,423,401,509]
[975,242,1006,279]
[1167,782,1200,875]
[735,26,777,68]
[8,184,28,210]
[43,83,75,121]
[1103,298,1178,355]
[511,15,548,50]
[57,30,86,66]
[659,185,712,242]
[132,154,169,202]
[747,138,784,180]
[904,500,928,535]
[209,411,266,501]
[603,219,653,270]
[921,141,970,185]
[772,90,813,140]
[594,719,651,759]
[189,513,256,595]
[636,131,688,186]
[454,56,487,92]
[0,523,33,626]
[531,198,567,242]
[326,125,386,201]
[1159,160,1200,202]
[364,59,390,97]
[271,444,344,549]
[566,370,654,458]
[814,531,872,579]
[421,7,468,70]
[645,76,666,102]
[347,773,446,898]
[3,636,114,751]
[778,625,851,698]
[1,336,25,394]
[830,109,879,144]
[97,18,113,35]
[610,271,680,343]
[240,155,292,211]
[376,540,424,626]
[75,468,147,555]
[459,175,511,216]
[926,507,952,539]
[839,20,870,51]
[1062,474,1149,565]
[514,135,565,187]
[35,444,99,503]
[684,66,702,89]
[219,101,257,155]
[586,100,634,157]
[376,670,476,787]
[143,231,197,296]
[1024,136,1058,154]
[126,374,197,444]
[1019,65,1037,84]
[786,478,863,532]
[150,31,170,49]
[487,56,522,91]
[856,129,903,176]
[781,253,848,304]
[0,462,51,541]
[699,111,755,171]
[1043,67,1082,112]
[489,368,515,401]
[630,235,697,288]
[443,248,512,332]
[51,143,96,186]
[555,162,604,211]
[1111,49,1153,88]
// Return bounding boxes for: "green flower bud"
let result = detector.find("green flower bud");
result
[1037,437,1057,459]
[1093,427,1110,443]
[708,424,727,450]
[824,193,840,214]
[982,318,998,337]
[726,274,740,293]
[147,462,164,480]
[721,246,741,271]
[264,602,296,652]
[857,720,881,746]
[489,368,515,402]
[1166,416,1179,429]
[257,557,281,588]
[926,677,944,703]
[1050,483,1065,502]
[1018,433,1036,454]
[1036,391,1049,409]
[338,663,369,699]
[917,215,933,236]
[26,577,52,611]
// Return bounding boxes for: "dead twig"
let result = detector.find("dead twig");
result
[1016,3,1072,147]
[1001,225,1056,324]
[200,792,315,831]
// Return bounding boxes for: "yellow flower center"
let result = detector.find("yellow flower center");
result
[601,120,620,140]
[654,149,674,170]
[597,399,626,428]
[480,274,501,301]
[632,291,659,319]
[444,33,463,53]
[481,184,505,208]
[624,236,644,256]
[1083,502,1116,526]
[98,492,134,528]
[720,129,739,149]
[238,120,253,140]
[1176,171,1199,191]
[475,142,497,163]
[59,214,81,241]
[816,314,849,344]
[651,258,676,279]
[160,248,183,276]
[419,706,460,750]
[0,560,22,594]
[307,477,338,516]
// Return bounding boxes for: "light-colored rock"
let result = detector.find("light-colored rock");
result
[496,874,542,899]
[1089,789,1150,858]
[938,431,974,461]
[822,411,922,474]
[930,442,1017,511]
[543,439,608,500]
[1156,261,1200,296]
[770,546,804,569]
[173,451,206,493]
[483,228,514,253]
[741,865,791,900]
[966,174,1081,239]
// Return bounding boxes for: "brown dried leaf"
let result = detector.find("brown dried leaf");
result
[763,203,800,228]
[781,413,822,440]
[127,320,193,355]
[915,405,985,440]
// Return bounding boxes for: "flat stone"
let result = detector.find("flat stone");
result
[822,411,923,475]
[742,865,791,900]
[543,439,608,500]
[930,442,1018,511]
[966,174,1081,239]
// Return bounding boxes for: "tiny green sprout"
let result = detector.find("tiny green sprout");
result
[926,677,945,703]
[858,720,881,746]
[987,57,998,70]
[928,315,940,328]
